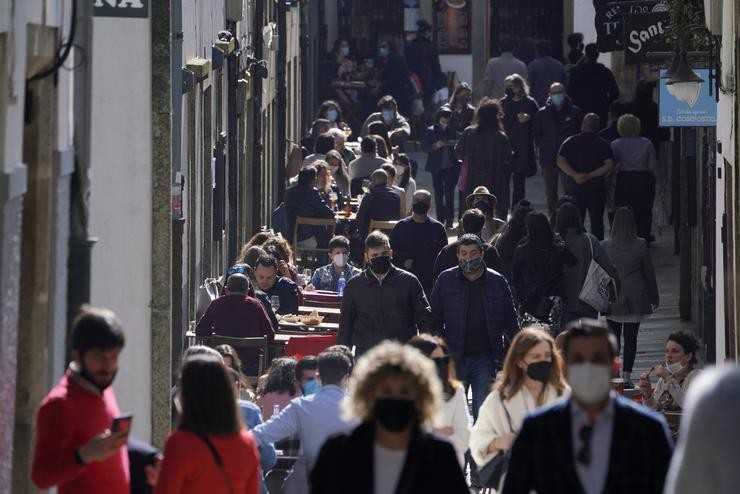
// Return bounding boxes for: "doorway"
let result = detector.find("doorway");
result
[490,0,565,62]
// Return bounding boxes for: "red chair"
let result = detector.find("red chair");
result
[283,334,338,358]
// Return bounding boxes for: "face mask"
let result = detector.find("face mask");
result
[374,398,416,432]
[369,255,391,275]
[567,363,611,405]
[379,46,389,57]
[505,87,515,98]
[526,360,552,382]
[666,360,686,374]
[458,95,470,106]
[474,200,492,215]
[412,202,430,215]
[551,94,565,106]
[341,46,350,57]
[394,165,405,177]
[333,253,348,268]
[459,257,483,273]
[326,109,338,122]
[301,379,320,396]
[382,111,396,122]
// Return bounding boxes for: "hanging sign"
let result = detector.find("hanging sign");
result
[593,0,665,52]
[93,0,149,18]
[434,0,471,54]
[659,69,717,127]
[623,12,671,64]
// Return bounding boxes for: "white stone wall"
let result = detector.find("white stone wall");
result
[89,15,153,441]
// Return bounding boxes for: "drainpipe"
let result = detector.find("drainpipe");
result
[277,0,287,198]
[171,0,183,208]
[227,21,239,266]
[252,0,265,229]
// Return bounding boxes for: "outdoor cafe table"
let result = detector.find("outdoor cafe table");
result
[335,211,357,221]
[303,290,342,307]
[298,305,341,316]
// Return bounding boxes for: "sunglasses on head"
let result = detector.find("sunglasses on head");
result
[226,265,248,277]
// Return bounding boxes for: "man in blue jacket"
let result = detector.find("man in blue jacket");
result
[430,234,518,420]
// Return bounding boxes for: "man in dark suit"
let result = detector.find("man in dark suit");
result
[503,319,673,494]
[355,169,401,238]
[284,166,336,248]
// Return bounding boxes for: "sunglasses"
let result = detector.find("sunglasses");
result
[433,355,450,365]
[226,265,249,277]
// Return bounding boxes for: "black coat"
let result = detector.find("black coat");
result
[380,53,414,115]
[310,423,468,494]
[337,265,433,356]
[500,95,540,175]
[404,36,445,94]
[533,98,583,168]
[284,183,335,243]
[422,123,458,174]
[567,61,620,126]
[355,185,401,237]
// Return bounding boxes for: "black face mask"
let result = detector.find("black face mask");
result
[374,398,416,432]
[505,87,515,98]
[526,360,552,382]
[369,255,391,274]
[474,200,492,215]
[458,95,470,106]
[411,202,430,215]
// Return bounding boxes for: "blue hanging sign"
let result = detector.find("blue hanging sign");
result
[658,69,717,127]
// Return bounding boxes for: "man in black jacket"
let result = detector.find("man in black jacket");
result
[405,19,445,108]
[567,43,620,128]
[284,166,336,248]
[338,231,433,357]
[355,169,401,238]
[533,83,583,214]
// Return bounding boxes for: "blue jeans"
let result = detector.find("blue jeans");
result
[455,354,499,422]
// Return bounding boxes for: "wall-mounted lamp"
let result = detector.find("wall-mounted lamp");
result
[666,50,705,106]
[662,25,721,103]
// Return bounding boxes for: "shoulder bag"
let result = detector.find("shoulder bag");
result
[198,434,233,494]
[578,234,617,313]
[477,390,514,489]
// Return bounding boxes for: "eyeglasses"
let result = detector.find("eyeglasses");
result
[577,424,593,466]
[433,355,450,365]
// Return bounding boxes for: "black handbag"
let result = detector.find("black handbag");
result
[477,390,514,489]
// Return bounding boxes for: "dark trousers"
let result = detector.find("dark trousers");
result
[607,320,640,373]
[458,189,467,220]
[541,165,561,214]
[431,167,460,224]
[615,171,656,241]
[571,182,606,240]
[511,172,527,208]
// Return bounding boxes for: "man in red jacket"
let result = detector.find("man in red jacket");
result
[32,306,130,493]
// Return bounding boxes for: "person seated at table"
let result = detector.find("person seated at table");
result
[303,133,336,167]
[223,262,279,331]
[256,357,302,420]
[389,190,448,295]
[295,355,319,397]
[360,95,411,147]
[381,163,406,216]
[262,235,303,286]
[466,186,506,242]
[252,349,356,494]
[301,118,332,156]
[195,273,275,374]
[432,208,503,286]
[254,254,300,315]
[355,169,401,239]
[307,235,362,292]
[316,99,343,127]
[315,160,343,209]
[337,231,433,358]
[348,136,388,195]
[325,148,350,195]
[367,122,392,156]
[639,331,701,413]
[214,344,255,401]
[284,167,336,249]
[326,127,356,170]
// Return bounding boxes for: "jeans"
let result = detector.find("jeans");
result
[607,320,640,373]
[432,167,460,224]
[455,354,499,422]
[615,171,656,241]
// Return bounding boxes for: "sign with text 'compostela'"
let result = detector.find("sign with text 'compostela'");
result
[93,0,149,18]
[659,69,717,127]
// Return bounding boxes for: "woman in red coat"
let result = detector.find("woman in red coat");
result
[155,355,260,494]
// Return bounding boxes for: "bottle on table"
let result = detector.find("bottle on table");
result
[273,404,281,418]
[337,273,346,296]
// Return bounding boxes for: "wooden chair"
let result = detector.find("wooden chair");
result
[293,216,336,268]
[369,219,398,233]
[196,335,269,383]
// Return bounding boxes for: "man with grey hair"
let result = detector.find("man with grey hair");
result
[389,189,448,294]
[556,112,614,239]
[355,169,401,238]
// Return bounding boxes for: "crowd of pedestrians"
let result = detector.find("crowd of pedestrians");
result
[29,26,737,494]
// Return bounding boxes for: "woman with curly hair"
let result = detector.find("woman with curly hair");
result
[262,236,301,285]
[256,357,300,420]
[310,341,469,494]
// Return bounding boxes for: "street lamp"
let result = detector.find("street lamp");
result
[666,50,705,107]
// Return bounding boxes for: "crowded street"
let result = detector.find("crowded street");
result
[1,1,739,494]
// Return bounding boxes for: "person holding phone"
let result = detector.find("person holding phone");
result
[32,306,133,494]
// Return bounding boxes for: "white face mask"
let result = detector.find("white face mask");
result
[333,253,348,268]
[328,163,340,174]
[666,360,685,374]
[394,165,405,177]
[567,363,611,405]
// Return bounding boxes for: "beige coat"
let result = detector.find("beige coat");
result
[469,383,566,467]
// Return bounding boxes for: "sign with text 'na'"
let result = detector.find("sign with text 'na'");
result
[623,12,671,64]
[659,69,717,127]
[93,0,149,18]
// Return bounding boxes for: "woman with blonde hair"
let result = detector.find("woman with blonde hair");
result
[310,341,468,494]
[469,327,568,489]
[407,334,471,468]
[611,113,658,242]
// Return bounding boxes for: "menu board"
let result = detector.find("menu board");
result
[434,0,471,54]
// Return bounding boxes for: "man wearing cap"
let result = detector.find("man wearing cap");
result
[466,186,506,242]
[423,105,459,228]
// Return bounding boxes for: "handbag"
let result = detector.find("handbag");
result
[578,235,617,313]
[196,277,222,320]
[477,390,514,489]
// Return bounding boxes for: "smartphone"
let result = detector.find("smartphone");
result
[111,413,133,434]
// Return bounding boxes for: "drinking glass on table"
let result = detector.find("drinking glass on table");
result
[303,268,313,285]
[329,192,338,210]
[362,179,371,194]
[270,295,281,314]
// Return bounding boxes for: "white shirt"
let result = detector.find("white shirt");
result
[433,386,471,468]
[373,444,407,494]
[570,394,616,494]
